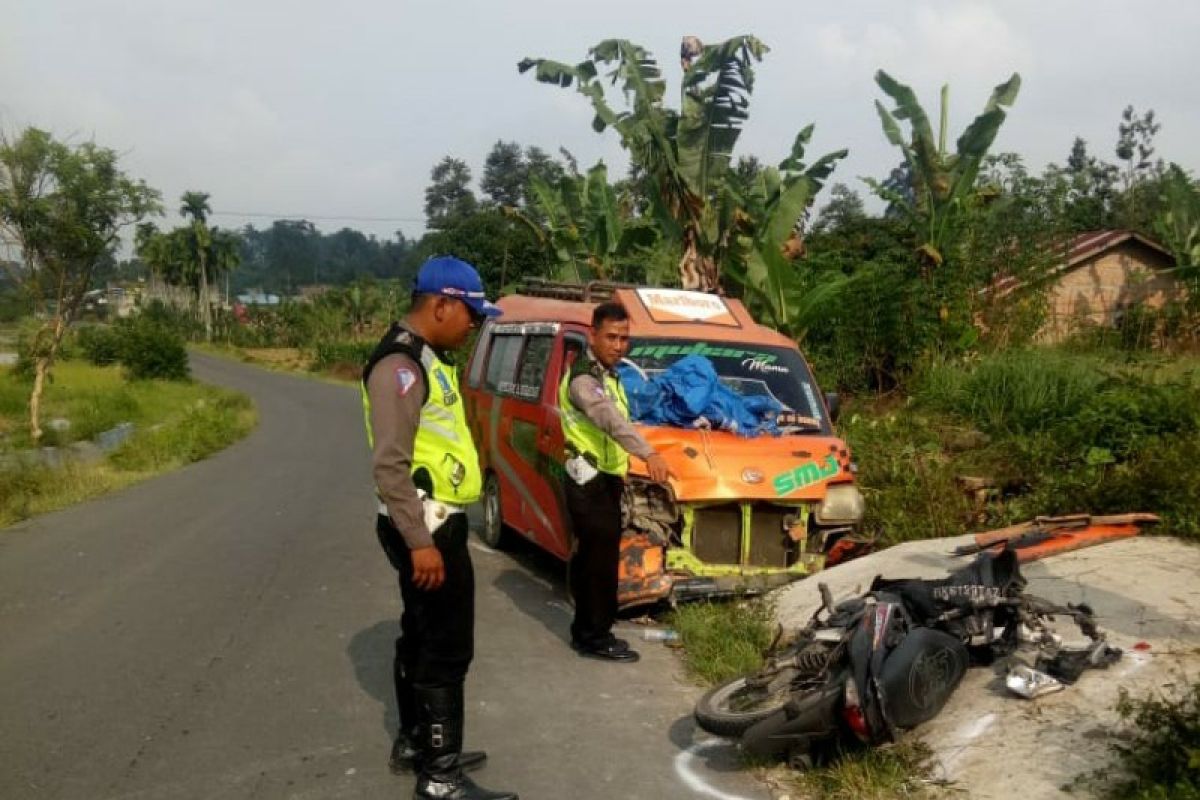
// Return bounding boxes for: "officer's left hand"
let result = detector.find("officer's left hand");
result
[645,452,675,484]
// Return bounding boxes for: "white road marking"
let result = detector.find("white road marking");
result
[673,740,759,800]
[938,711,997,775]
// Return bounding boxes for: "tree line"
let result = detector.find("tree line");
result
[5,32,1200,438]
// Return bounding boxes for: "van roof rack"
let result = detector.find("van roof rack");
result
[517,277,640,303]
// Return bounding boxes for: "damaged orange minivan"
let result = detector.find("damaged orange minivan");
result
[462,281,867,608]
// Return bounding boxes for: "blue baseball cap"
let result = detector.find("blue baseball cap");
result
[414,256,502,319]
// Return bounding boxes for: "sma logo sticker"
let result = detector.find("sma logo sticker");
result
[772,455,839,495]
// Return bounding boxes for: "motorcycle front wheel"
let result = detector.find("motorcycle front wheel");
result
[694,668,800,737]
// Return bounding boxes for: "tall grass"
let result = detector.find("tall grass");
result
[846,349,1200,543]
[916,349,1107,434]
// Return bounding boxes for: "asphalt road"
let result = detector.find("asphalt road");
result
[0,352,767,800]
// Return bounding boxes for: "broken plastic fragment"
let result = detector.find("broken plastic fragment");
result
[1006,665,1065,699]
[1132,641,1151,651]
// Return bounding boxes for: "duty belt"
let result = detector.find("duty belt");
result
[377,496,466,534]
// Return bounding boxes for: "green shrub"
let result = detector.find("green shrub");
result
[1074,680,1200,800]
[1059,375,1200,460]
[0,286,31,322]
[1018,434,1200,539]
[138,300,200,340]
[76,325,124,366]
[117,318,190,381]
[841,407,975,545]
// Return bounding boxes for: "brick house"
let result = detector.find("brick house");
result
[1039,230,1183,340]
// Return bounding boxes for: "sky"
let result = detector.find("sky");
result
[3,0,1198,243]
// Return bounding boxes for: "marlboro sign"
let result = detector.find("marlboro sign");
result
[635,288,738,327]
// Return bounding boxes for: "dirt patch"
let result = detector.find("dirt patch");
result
[773,534,1200,798]
[240,348,312,371]
[326,361,363,382]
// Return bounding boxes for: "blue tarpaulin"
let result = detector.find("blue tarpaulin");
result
[617,354,783,437]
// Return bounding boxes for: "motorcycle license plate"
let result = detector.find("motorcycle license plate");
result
[814,628,845,642]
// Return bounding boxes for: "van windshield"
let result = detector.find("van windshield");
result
[625,339,827,430]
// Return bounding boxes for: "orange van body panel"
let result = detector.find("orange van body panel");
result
[629,427,853,502]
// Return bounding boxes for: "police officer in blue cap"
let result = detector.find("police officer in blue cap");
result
[362,256,517,800]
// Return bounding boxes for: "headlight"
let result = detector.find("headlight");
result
[814,483,865,525]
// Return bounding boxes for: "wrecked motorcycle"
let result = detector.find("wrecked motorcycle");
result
[693,548,1121,766]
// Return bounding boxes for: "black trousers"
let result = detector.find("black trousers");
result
[565,472,624,646]
[376,513,475,735]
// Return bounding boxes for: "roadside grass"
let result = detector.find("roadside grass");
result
[668,598,775,685]
[1,361,140,449]
[781,740,944,800]
[0,361,256,528]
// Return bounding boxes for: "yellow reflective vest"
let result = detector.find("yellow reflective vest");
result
[361,325,482,504]
[558,356,630,477]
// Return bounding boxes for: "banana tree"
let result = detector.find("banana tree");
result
[520,36,768,292]
[504,161,657,282]
[867,70,1021,267]
[725,127,848,340]
[1154,164,1200,283]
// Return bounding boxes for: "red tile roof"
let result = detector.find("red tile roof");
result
[1064,230,1172,267]
[988,230,1174,297]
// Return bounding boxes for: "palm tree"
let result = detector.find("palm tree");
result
[180,191,213,340]
[207,228,242,310]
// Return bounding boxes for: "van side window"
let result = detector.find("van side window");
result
[513,335,555,401]
[555,334,587,405]
[466,324,493,389]
[484,334,523,394]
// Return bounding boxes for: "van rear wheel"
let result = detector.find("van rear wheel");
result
[479,473,510,549]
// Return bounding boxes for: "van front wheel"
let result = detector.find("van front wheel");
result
[479,473,510,549]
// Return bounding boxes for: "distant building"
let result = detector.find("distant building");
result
[235,291,281,306]
[81,286,137,318]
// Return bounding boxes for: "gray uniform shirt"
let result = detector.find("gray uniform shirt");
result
[367,345,435,550]
[567,351,654,461]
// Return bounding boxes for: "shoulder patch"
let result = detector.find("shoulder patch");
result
[395,367,417,397]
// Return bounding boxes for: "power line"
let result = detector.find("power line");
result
[211,209,425,224]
